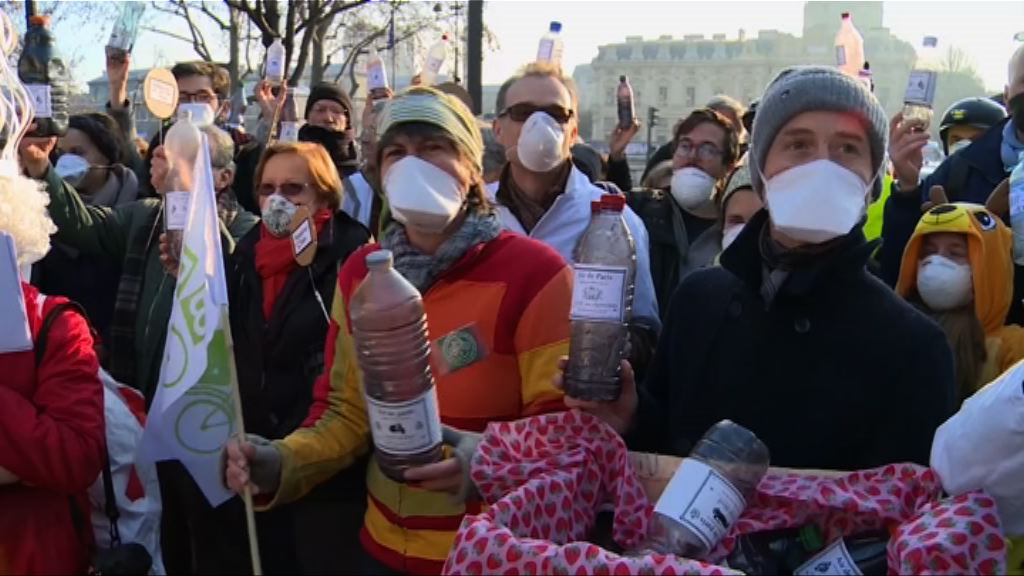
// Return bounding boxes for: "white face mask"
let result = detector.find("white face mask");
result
[948,139,971,156]
[917,254,973,311]
[177,102,215,127]
[261,193,298,237]
[765,159,871,245]
[54,153,92,186]
[383,156,465,233]
[670,167,716,209]
[721,223,744,252]
[516,111,566,173]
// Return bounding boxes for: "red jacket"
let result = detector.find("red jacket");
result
[0,283,105,575]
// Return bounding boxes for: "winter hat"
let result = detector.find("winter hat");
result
[750,66,888,198]
[304,82,354,120]
[376,86,484,172]
[68,113,125,165]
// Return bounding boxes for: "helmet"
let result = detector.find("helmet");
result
[938,97,1007,154]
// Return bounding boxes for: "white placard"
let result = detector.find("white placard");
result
[279,122,299,143]
[149,79,176,107]
[570,264,627,322]
[25,84,52,118]
[366,388,443,456]
[904,70,938,107]
[794,538,863,576]
[835,46,847,66]
[164,192,190,231]
[653,458,746,550]
[291,219,313,256]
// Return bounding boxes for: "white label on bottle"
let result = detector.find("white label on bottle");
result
[368,64,388,91]
[291,218,313,256]
[279,122,299,142]
[366,388,443,456]
[164,192,190,231]
[835,46,847,66]
[266,56,284,81]
[425,55,444,75]
[538,39,554,62]
[903,70,938,107]
[653,458,746,550]
[794,539,863,576]
[25,84,52,118]
[570,264,627,323]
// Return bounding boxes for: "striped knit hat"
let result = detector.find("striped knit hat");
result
[376,86,484,172]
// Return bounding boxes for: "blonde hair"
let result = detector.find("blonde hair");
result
[0,172,56,267]
[254,142,343,210]
[504,62,579,112]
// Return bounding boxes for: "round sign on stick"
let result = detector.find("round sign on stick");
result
[143,68,178,120]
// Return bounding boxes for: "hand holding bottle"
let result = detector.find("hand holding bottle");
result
[255,80,286,123]
[105,47,130,109]
[608,120,641,161]
[16,123,57,180]
[553,357,638,435]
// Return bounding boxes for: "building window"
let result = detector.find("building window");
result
[643,45,659,60]
[685,87,695,107]
[659,86,668,104]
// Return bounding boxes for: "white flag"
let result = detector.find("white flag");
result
[138,134,237,506]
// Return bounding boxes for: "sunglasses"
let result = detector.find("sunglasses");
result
[257,182,308,197]
[498,103,574,124]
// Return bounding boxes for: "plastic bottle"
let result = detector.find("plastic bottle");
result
[727,525,824,574]
[793,531,890,576]
[834,12,865,79]
[18,15,69,138]
[350,250,444,482]
[537,21,564,67]
[420,34,449,86]
[107,2,146,60]
[366,47,390,100]
[636,420,770,560]
[563,194,636,402]
[902,36,940,133]
[1010,151,1024,265]
[278,88,299,142]
[162,110,204,267]
[858,61,873,93]
[617,75,635,130]
[265,38,286,87]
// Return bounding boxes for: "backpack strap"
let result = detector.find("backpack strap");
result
[34,300,92,368]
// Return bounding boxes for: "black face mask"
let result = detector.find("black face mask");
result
[298,124,358,169]
[1010,93,1024,133]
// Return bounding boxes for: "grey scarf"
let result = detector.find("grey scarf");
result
[381,209,503,292]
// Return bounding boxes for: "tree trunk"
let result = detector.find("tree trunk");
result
[227,4,243,91]
[311,15,333,85]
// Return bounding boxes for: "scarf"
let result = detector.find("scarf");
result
[1001,120,1024,174]
[380,209,502,292]
[757,220,849,308]
[255,209,333,319]
[85,165,138,208]
[495,162,571,233]
[107,205,162,385]
[299,124,360,176]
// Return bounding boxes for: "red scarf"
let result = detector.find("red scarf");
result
[254,209,333,319]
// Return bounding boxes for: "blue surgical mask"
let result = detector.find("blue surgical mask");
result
[54,154,92,186]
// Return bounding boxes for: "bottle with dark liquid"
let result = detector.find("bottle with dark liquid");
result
[18,15,69,137]
[617,75,635,130]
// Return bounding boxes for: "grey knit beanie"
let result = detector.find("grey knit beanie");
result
[750,66,888,198]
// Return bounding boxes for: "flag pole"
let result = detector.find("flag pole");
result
[221,306,263,576]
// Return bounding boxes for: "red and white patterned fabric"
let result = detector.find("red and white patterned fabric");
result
[443,411,1008,575]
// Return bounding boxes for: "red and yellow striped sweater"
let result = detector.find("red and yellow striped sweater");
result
[267,231,571,574]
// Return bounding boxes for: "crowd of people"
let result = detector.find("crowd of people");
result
[2,28,1024,576]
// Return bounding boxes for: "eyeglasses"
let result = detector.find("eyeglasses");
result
[675,138,723,162]
[179,91,217,104]
[498,103,574,124]
[257,182,308,197]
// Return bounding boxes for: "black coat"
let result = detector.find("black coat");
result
[629,210,957,470]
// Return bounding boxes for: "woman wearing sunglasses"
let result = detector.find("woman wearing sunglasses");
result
[227,141,371,572]
[224,87,572,574]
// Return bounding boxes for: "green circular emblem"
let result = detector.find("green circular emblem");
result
[443,330,478,370]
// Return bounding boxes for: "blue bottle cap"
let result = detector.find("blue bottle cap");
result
[550,21,562,33]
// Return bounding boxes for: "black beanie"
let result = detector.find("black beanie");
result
[68,113,125,165]
[305,82,353,120]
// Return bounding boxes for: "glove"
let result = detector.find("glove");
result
[443,425,482,504]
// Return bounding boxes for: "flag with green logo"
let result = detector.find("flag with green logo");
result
[138,132,237,506]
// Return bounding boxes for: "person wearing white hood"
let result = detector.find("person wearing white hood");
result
[628,108,741,316]
[490,62,660,378]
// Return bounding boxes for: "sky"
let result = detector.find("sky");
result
[43,0,1024,93]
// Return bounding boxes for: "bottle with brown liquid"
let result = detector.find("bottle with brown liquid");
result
[18,15,69,137]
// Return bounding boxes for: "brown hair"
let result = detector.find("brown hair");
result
[499,62,579,112]
[254,142,343,210]
[673,108,741,167]
[915,302,987,405]
[171,61,231,99]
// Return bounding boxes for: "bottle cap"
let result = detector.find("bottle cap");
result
[550,21,562,33]
[29,15,50,27]
[599,194,626,212]
[590,200,602,214]
[620,75,627,83]
[841,12,850,19]
[366,249,394,269]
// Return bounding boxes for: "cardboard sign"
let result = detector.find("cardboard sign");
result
[143,68,178,120]
[289,206,317,267]
[0,232,31,354]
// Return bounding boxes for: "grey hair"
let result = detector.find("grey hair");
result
[200,125,235,171]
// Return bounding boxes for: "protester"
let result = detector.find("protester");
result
[880,45,1024,291]
[939,97,1009,155]
[228,141,370,573]
[224,86,572,575]
[742,97,759,136]
[0,168,105,575]
[567,66,957,470]
[31,112,138,337]
[718,162,763,253]
[627,108,741,313]
[641,93,748,182]
[896,201,1024,403]
[490,62,660,377]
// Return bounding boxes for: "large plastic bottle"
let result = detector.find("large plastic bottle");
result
[420,34,449,86]
[902,36,940,133]
[1010,151,1024,265]
[563,194,636,402]
[265,38,286,86]
[537,21,564,67]
[636,420,770,560]
[278,88,299,142]
[617,75,635,130]
[834,12,864,79]
[162,109,205,266]
[366,47,390,100]
[350,250,444,483]
[107,2,146,60]
[792,531,890,575]
[727,525,824,574]
[18,15,69,138]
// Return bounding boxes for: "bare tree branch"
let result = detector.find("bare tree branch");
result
[199,2,230,30]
